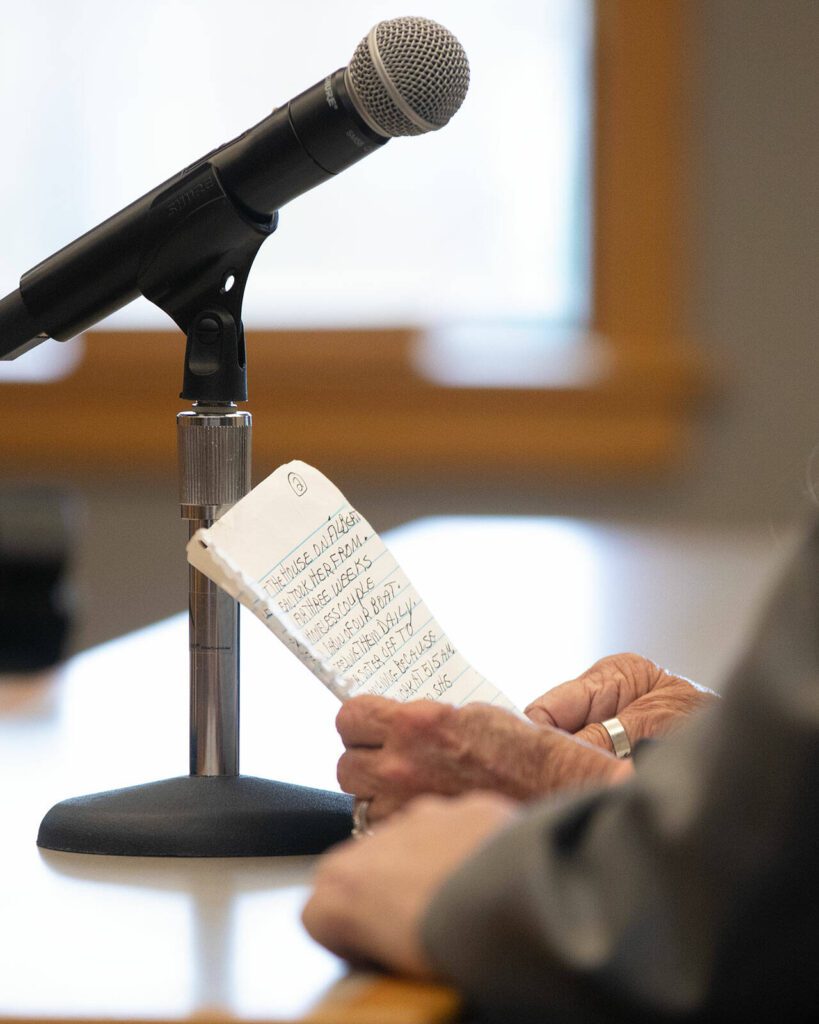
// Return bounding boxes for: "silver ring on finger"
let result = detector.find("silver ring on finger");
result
[352,797,374,839]
[600,716,632,758]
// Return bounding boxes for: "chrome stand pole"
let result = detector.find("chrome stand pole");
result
[177,403,251,777]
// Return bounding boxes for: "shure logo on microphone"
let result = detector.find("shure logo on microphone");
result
[324,76,338,109]
[166,177,217,217]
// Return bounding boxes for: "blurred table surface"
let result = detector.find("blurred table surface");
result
[0,514,802,1024]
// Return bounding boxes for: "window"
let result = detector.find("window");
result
[0,1,589,333]
[0,1,704,476]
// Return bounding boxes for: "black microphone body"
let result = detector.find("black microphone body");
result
[0,69,386,358]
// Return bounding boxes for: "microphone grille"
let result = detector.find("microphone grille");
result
[345,17,470,138]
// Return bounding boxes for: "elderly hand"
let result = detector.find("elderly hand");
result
[336,694,631,825]
[525,652,718,753]
[302,792,517,977]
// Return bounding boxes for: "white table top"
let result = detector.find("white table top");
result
[0,515,799,1022]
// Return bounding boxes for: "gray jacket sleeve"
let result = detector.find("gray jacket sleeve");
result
[422,525,819,1022]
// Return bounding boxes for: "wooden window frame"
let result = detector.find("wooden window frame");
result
[1,2,705,481]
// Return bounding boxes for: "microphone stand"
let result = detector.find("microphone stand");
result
[37,162,353,855]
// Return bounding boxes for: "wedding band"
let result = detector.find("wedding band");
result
[352,798,374,838]
[600,717,632,759]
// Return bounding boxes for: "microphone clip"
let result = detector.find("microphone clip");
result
[136,161,278,403]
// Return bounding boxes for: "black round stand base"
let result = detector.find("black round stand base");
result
[37,775,354,857]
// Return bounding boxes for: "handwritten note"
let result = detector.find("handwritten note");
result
[186,461,516,710]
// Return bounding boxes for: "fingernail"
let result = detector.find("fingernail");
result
[526,707,550,725]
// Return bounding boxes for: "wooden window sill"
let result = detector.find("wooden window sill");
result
[0,327,707,481]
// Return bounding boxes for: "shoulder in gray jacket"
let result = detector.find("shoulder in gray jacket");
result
[422,526,819,1021]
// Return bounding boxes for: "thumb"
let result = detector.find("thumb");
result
[525,673,604,732]
[525,654,659,731]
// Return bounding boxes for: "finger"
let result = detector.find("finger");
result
[575,683,717,749]
[336,695,397,747]
[337,749,421,823]
[525,675,598,731]
[575,721,622,752]
[366,791,409,823]
[337,747,383,798]
[525,664,627,730]
[302,848,369,958]
[576,712,650,752]
[525,654,660,730]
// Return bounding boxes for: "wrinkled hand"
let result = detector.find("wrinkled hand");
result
[336,695,630,824]
[302,792,517,977]
[525,652,718,752]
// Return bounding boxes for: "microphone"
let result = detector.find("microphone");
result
[0,16,469,361]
